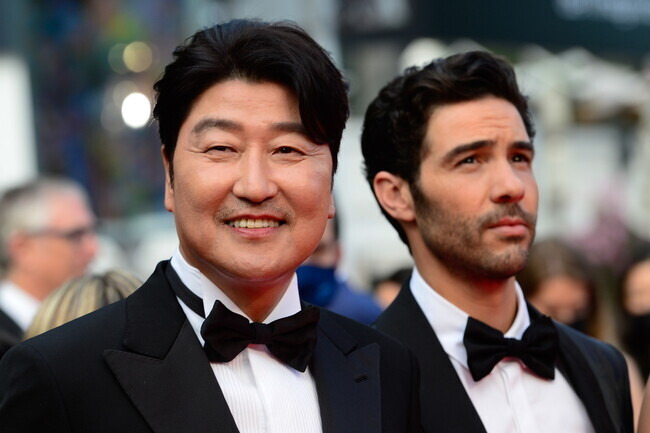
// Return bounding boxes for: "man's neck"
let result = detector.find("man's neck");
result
[414,257,518,333]
[220,280,292,323]
[177,252,294,323]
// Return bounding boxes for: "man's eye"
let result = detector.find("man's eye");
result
[276,146,301,154]
[512,154,531,163]
[459,156,477,164]
[208,145,232,152]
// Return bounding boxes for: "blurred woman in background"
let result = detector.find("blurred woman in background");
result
[24,269,141,339]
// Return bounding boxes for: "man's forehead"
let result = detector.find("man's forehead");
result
[47,193,94,222]
[182,80,306,137]
[423,97,529,153]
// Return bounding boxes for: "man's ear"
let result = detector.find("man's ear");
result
[161,146,174,213]
[327,193,335,219]
[373,171,416,223]
[7,232,27,256]
[6,232,33,267]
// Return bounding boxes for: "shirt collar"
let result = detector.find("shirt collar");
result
[0,279,41,331]
[409,265,531,369]
[170,247,302,323]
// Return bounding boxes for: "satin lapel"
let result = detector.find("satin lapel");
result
[376,283,486,433]
[104,262,239,433]
[528,305,619,433]
[310,311,380,433]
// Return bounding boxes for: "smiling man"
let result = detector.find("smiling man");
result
[0,20,419,433]
[362,51,632,433]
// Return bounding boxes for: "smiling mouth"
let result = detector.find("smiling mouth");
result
[227,218,282,229]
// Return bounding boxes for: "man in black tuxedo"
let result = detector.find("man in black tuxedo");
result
[0,20,419,432]
[361,51,632,432]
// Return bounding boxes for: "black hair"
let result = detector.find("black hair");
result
[361,50,535,246]
[153,19,349,182]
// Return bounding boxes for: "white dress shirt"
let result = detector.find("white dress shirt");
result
[410,266,594,433]
[170,249,322,433]
[0,280,40,331]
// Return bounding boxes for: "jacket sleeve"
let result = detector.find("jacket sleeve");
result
[0,342,71,432]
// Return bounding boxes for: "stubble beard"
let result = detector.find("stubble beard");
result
[412,186,536,281]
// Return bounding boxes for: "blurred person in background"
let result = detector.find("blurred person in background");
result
[0,177,98,358]
[517,238,601,336]
[634,251,650,433]
[24,269,141,339]
[297,213,382,324]
[0,19,420,432]
[620,248,650,379]
[371,267,412,309]
[363,50,633,432]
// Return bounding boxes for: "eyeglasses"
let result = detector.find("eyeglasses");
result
[27,225,97,243]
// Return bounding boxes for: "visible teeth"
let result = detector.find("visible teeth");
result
[228,219,280,228]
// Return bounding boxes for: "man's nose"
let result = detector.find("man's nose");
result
[232,153,279,203]
[490,161,526,204]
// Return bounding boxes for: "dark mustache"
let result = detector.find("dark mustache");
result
[478,204,536,228]
[215,203,292,222]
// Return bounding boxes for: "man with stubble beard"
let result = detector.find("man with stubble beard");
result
[362,51,632,433]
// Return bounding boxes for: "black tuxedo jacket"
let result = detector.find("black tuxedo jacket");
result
[0,261,420,433]
[375,283,633,433]
[0,308,21,360]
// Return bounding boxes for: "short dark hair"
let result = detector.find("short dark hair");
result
[153,19,349,181]
[361,50,535,245]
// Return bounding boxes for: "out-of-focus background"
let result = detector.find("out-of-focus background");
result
[2,0,650,335]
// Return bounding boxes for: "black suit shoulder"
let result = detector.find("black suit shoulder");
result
[20,298,127,354]
[555,321,633,432]
[0,308,22,360]
[0,299,148,433]
[318,306,419,385]
[556,320,627,371]
[317,308,421,433]
[0,308,22,339]
[320,307,411,351]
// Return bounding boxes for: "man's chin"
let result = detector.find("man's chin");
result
[473,245,530,279]
[494,254,529,278]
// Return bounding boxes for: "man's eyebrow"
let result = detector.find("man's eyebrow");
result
[441,139,534,165]
[441,140,493,165]
[190,119,308,137]
[513,140,535,155]
[191,118,242,135]
[270,121,308,136]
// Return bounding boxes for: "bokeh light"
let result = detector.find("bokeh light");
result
[123,41,153,73]
[121,92,151,129]
[108,43,128,74]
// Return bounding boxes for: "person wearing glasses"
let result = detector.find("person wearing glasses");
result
[0,177,98,358]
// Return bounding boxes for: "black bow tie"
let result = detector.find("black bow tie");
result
[164,264,319,372]
[201,301,319,372]
[463,315,559,381]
